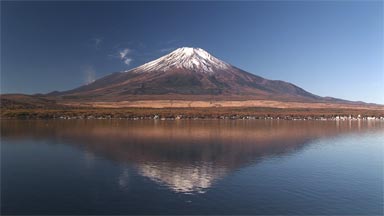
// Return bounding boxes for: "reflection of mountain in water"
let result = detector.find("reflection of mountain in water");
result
[2,120,383,193]
[138,162,228,193]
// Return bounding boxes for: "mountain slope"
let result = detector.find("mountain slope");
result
[58,47,324,102]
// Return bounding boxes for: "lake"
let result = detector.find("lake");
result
[1,119,383,215]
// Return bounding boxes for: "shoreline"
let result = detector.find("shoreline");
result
[2,107,384,120]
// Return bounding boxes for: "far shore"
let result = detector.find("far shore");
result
[2,106,384,120]
[2,96,384,120]
[62,99,384,110]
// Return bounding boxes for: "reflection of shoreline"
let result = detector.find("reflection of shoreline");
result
[2,120,383,193]
[3,120,382,142]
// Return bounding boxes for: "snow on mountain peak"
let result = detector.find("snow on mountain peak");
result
[173,47,209,58]
[129,47,231,74]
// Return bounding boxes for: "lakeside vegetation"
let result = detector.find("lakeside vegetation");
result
[2,107,384,120]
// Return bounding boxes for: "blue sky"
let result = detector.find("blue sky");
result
[1,1,383,103]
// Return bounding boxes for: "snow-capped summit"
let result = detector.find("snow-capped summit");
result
[129,47,231,73]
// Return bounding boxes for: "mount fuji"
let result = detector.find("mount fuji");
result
[56,47,329,102]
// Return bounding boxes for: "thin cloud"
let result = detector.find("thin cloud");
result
[124,58,133,65]
[91,37,102,49]
[119,48,131,59]
[83,65,96,84]
[118,48,133,66]
[159,47,175,53]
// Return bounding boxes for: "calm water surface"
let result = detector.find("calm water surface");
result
[1,120,383,215]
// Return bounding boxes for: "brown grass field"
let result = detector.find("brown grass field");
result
[63,99,384,110]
